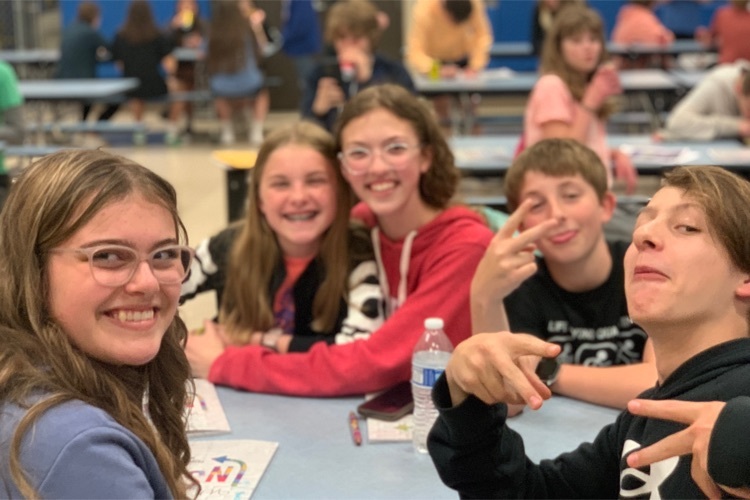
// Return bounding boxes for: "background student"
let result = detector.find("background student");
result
[184,84,492,396]
[181,121,384,353]
[471,139,654,413]
[696,0,750,65]
[406,0,493,78]
[0,60,24,145]
[57,1,119,123]
[611,0,674,46]
[111,0,174,142]
[610,0,674,69]
[530,0,583,56]
[165,0,205,144]
[206,0,269,147]
[524,5,638,195]
[661,60,750,141]
[302,0,415,131]
[428,165,750,499]
[279,0,323,92]
[0,149,196,498]
[405,0,493,130]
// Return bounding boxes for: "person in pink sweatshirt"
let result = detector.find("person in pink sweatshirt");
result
[184,84,493,396]
[611,0,674,68]
[696,0,750,65]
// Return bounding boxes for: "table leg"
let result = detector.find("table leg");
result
[225,168,249,223]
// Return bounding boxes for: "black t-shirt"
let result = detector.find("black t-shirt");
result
[504,240,647,366]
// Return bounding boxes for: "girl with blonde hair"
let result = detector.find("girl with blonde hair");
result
[181,120,384,355]
[185,85,492,397]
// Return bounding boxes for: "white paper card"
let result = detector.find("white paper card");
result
[188,439,278,499]
[366,414,413,443]
[186,378,231,436]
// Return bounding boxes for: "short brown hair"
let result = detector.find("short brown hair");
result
[325,0,381,48]
[662,166,750,276]
[504,138,608,211]
[77,1,100,24]
[335,84,459,209]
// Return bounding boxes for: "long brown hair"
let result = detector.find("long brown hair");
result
[0,150,195,498]
[220,121,355,340]
[206,0,260,75]
[118,0,161,45]
[335,84,460,209]
[540,5,617,119]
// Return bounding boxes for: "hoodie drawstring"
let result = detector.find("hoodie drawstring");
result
[371,226,417,318]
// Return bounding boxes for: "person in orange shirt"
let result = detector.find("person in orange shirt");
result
[611,0,674,69]
[696,0,750,64]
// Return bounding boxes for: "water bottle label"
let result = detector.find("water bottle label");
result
[412,366,445,388]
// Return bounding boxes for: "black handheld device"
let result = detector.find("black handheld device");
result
[357,381,414,421]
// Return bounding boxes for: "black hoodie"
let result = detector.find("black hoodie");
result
[428,338,750,498]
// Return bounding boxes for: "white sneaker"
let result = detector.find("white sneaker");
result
[165,130,181,146]
[133,131,147,146]
[220,128,235,146]
[249,127,263,147]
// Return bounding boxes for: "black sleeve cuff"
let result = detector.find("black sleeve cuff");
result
[708,396,750,488]
[431,373,508,443]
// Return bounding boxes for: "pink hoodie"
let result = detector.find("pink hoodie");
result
[611,4,674,45]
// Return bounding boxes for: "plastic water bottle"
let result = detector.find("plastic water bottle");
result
[411,317,453,453]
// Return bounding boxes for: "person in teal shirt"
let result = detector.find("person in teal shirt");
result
[0,61,24,145]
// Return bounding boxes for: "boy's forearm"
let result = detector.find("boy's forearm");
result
[551,362,658,409]
[470,295,509,334]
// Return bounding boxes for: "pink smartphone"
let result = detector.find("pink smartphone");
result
[357,381,414,421]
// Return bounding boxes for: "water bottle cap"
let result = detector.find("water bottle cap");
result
[424,317,444,330]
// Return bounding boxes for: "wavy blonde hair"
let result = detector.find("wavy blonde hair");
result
[540,5,617,119]
[0,149,195,498]
[220,121,355,340]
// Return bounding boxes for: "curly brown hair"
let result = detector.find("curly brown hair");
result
[334,84,459,209]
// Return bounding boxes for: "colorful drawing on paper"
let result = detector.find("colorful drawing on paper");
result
[189,439,278,499]
[186,378,231,436]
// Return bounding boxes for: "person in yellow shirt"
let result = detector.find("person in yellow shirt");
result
[405,0,493,131]
[406,0,492,77]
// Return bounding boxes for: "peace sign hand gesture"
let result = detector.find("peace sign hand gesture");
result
[471,199,561,333]
[627,399,750,499]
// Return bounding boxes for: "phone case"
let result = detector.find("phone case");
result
[356,381,414,421]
